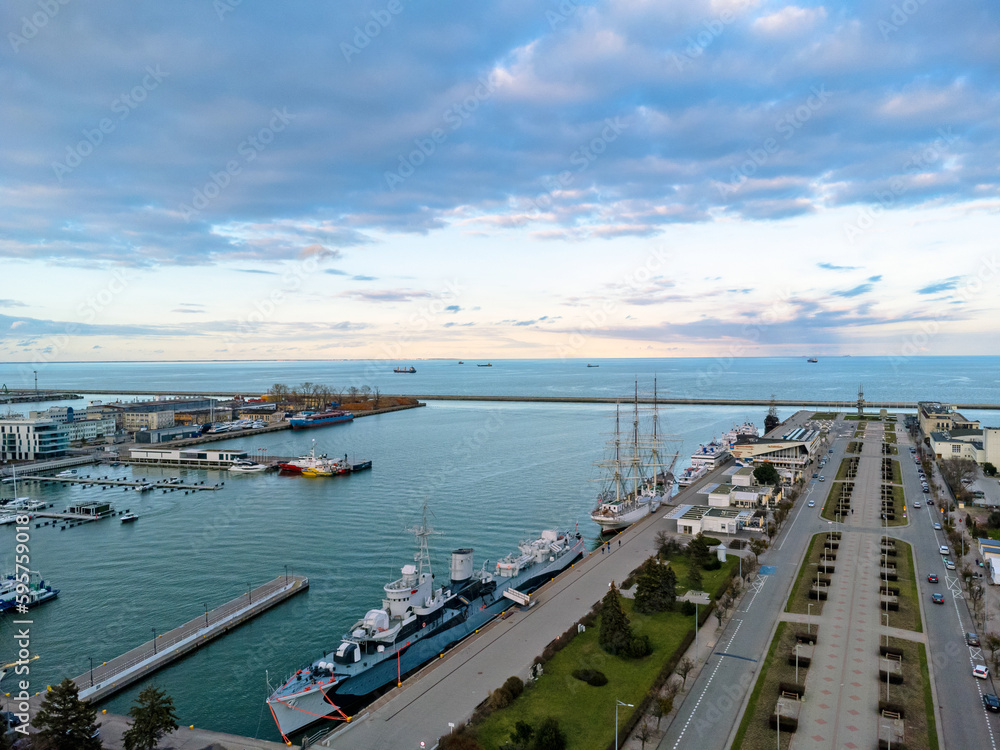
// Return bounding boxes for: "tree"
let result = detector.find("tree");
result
[749,538,768,557]
[637,721,654,749]
[753,463,780,486]
[986,634,1000,671]
[508,720,534,749]
[599,583,634,655]
[123,685,179,750]
[439,731,485,750]
[985,462,998,477]
[373,385,381,408]
[655,530,682,559]
[676,657,694,688]
[687,534,712,568]
[687,565,703,592]
[634,559,676,614]
[655,694,675,729]
[530,718,566,750]
[33,678,102,750]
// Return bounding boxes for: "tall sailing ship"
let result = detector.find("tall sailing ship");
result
[589,380,679,533]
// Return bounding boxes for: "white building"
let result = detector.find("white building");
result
[59,418,117,445]
[665,504,757,536]
[129,447,248,467]
[123,411,175,432]
[0,418,69,461]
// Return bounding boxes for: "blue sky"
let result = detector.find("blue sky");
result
[1,0,998,363]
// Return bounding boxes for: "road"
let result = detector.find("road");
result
[657,412,848,750]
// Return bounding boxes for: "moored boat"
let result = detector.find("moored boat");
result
[121,513,139,523]
[229,459,268,473]
[0,570,59,613]
[265,511,584,739]
[289,410,354,430]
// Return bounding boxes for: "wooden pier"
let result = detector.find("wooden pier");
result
[70,575,309,702]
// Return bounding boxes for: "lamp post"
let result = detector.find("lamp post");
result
[204,603,209,627]
[152,627,157,655]
[615,699,633,749]
[807,603,813,634]
[284,564,288,583]
[89,657,94,687]
[883,611,890,648]
[248,582,252,604]
[695,601,699,658]
[776,696,783,749]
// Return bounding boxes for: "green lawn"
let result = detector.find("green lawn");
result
[881,636,935,750]
[881,537,922,632]
[884,432,897,444]
[473,599,693,750]
[835,458,857,481]
[811,412,838,420]
[820,480,851,522]
[785,533,835,615]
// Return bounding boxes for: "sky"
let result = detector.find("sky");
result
[1,0,999,365]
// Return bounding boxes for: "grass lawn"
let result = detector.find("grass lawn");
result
[835,458,857,481]
[887,484,907,527]
[885,432,897,444]
[821,480,851,522]
[811,412,838,420]
[731,621,800,750]
[473,598,692,750]
[785,533,835,615]
[880,537,922,633]
[847,441,863,454]
[880,636,936,750]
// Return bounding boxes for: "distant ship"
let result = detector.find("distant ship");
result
[590,380,678,532]
[265,511,584,739]
[278,441,349,473]
[807,357,818,363]
[289,410,354,430]
[458,361,464,364]
[587,364,599,367]
[393,366,416,373]
[477,363,492,367]
[120,513,139,523]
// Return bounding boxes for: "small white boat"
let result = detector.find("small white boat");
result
[121,513,139,523]
[229,459,267,473]
[134,483,153,492]
[56,469,77,477]
[0,514,19,526]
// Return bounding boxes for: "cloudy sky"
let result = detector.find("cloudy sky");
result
[1,0,998,362]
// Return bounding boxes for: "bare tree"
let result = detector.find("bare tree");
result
[636,721,654,749]
[373,385,381,409]
[676,657,694,688]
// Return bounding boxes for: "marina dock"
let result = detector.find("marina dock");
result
[71,575,309,703]
[17,475,220,491]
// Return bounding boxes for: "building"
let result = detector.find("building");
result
[173,408,233,426]
[129,447,249,468]
[123,410,176,432]
[929,427,1000,467]
[65,501,116,518]
[58,418,117,445]
[135,425,204,444]
[0,418,69,461]
[917,402,980,435]
[705,468,781,509]
[28,406,77,422]
[664,504,758,536]
[978,539,1000,585]
[729,427,822,482]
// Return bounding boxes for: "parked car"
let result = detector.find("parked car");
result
[968,632,981,647]
[933,522,942,530]
[974,664,990,679]
[984,693,1000,713]
[927,573,939,583]
[946,559,956,570]
[940,545,949,555]
[812,472,818,479]
[932,592,944,604]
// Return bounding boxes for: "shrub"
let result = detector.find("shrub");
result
[571,668,609,686]
[680,600,696,616]
[530,717,566,750]
[489,686,513,711]
[502,675,524,700]
[624,634,653,659]
[703,558,721,571]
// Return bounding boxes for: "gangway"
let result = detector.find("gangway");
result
[503,588,530,606]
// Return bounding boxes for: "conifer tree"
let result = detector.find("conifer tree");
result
[32,678,102,750]
[599,583,634,655]
[123,685,179,750]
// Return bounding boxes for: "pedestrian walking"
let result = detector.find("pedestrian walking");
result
[618,539,621,547]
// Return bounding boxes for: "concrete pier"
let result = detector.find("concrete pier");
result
[71,575,309,703]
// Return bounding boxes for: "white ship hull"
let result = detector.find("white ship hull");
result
[267,682,341,736]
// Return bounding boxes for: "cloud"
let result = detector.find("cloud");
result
[236,269,278,275]
[0,299,27,308]
[831,282,875,298]
[917,277,961,295]
[340,289,435,302]
[753,6,828,35]
[352,275,378,281]
[325,269,350,276]
[867,275,882,282]
[445,305,462,313]
[172,303,205,314]
[817,262,860,272]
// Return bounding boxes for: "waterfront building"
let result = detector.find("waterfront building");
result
[0,417,69,461]
[664,504,758,536]
[918,401,980,435]
[58,417,117,445]
[123,410,176,432]
[135,425,203,444]
[129,447,249,468]
[729,427,821,482]
[929,427,1000,467]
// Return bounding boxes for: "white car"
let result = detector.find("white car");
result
[933,523,942,530]
[975,665,990,679]
[913,502,921,508]
[808,500,815,507]
[940,545,949,555]
[946,559,956,570]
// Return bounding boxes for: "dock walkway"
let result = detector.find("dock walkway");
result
[18,475,218,491]
[71,575,309,702]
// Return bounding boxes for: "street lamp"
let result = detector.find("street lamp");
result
[151,627,157,655]
[776,696,784,750]
[89,657,94,687]
[284,564,288,583]
[807,602,813,634]
[247,582,252,604]
[615,699,633,749]
[204,603,209,627]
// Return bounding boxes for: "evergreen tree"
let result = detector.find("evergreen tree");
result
[687,564,703,592]
[530,718,566,750]
[633,560,659,614]
[598,583,634,655]
[32,678,102,750]
[687,534,712,569]
[509,720,534,749]
[123,685,179,750]
[753,463,780,486]
[659,563,678,610]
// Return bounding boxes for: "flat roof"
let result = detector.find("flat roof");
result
[709,484,735,495]
[735,467,754,475]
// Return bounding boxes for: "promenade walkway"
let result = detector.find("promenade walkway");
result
[792,421,898,749]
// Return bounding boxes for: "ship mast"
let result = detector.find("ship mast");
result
[407,502,439,578]
[614,402,622,503]
[632,379,640,498]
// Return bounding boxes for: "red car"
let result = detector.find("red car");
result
[927,573,939,583]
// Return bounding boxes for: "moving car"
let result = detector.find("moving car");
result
[927,573,939,583]
[968,632,981,647]
[974,664,990,679]
[945,559,956,570]
[812,472,818,479]
[819,475,825,482]
[808,500,815,507]
[933,523,942,530]
[932,592,944,604]
[913,501,921,508]
[984,694,1000,713]
[940,545,949,555]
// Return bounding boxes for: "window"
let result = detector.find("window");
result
[952,445,961,453]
